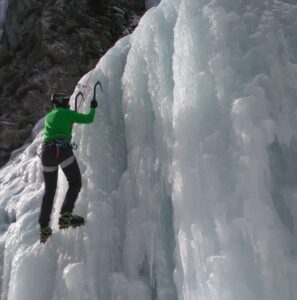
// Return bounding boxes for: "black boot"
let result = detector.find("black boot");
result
[40,226,52,243]
[58,212,85,229]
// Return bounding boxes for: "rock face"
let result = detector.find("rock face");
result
[0,0,145,166]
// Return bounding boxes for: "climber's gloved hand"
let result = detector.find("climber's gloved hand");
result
[90,99,98,109]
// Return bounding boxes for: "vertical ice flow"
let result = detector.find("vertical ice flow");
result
[1,0,297,299]
[172,0,297,300]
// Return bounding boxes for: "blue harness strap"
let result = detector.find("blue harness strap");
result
[55,139,70,157]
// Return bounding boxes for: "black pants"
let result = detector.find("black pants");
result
[39,140,82,227]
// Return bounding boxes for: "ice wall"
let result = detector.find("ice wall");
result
[172,0,297,300]
[2,0,297,299]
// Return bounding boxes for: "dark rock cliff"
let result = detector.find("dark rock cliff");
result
[0,0,145,166]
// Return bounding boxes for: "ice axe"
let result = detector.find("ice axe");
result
[74,91,84,112]
[93,81,103,101]
[75,81,103,111]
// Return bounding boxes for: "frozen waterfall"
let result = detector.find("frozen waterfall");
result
[2,0,297,299]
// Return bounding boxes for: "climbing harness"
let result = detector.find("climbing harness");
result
[37,139,77,158]
[55,139,68,157]
[54,139,78,157]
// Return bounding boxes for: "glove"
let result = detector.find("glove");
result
[90,99,97,109]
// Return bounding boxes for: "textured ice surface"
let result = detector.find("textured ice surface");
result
[2,0,297,299]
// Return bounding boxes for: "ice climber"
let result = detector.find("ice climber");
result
[39,91,97,243]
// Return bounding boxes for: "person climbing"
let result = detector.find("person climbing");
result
[39,88,98,243]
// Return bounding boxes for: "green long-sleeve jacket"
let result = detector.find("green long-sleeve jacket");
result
[43,107,96,142]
